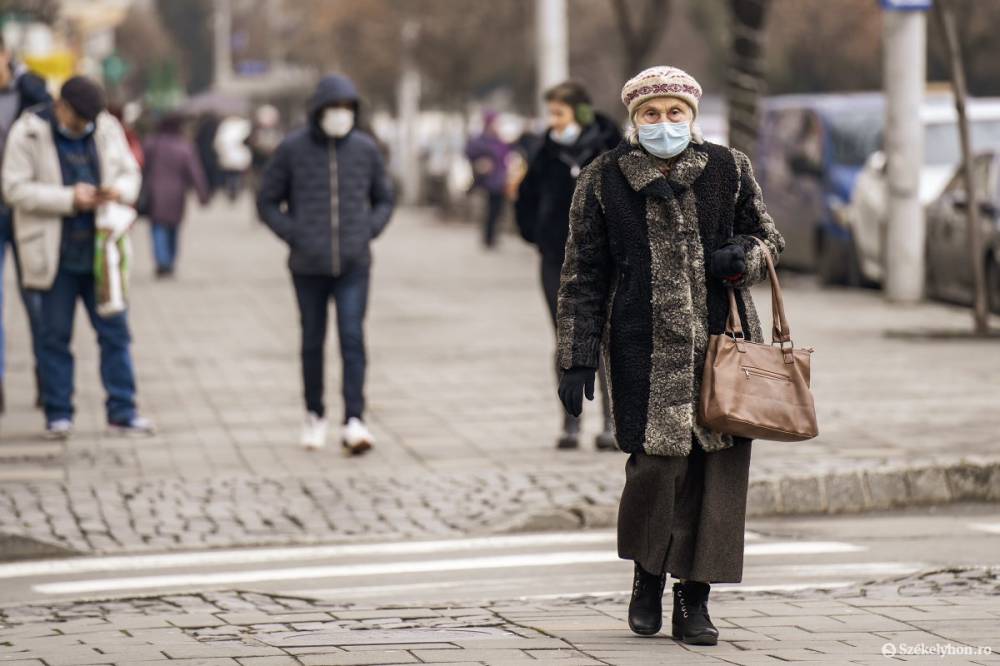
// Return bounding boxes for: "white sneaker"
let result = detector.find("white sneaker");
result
[45,419,73,440]
[300,412,328,450]
[108,415,157,437]
[341,417,374,456]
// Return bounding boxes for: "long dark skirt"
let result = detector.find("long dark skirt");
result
[617,435,752,583]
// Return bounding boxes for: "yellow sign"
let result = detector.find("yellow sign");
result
[23,51,77,86]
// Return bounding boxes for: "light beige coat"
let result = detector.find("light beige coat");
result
[2,109,140,290]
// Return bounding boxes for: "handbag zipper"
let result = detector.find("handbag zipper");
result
[742,366,791,382]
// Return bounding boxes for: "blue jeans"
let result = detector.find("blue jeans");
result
[292,263,370,422]
[0,211,45,380]
[38,268,138,424]
[151,223,179,271]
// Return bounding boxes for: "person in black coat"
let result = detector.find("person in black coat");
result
[0,41,51,414]
[515,81,621,450]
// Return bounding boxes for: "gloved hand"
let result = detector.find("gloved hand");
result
[710,243,746,283]
[558,366,596,418]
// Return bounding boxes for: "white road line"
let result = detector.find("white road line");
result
[0,532,842,580]
[0,532,617,579]
[969,522,1000,535]
[32,540,871,596]
[34,551,619,595]
[517,582,857,600]
[745,541,864,556]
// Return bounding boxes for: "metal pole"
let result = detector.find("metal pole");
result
[214,0,233,89]
[397,20,422,205]
[535,0,569,117]
[883,9,926,303]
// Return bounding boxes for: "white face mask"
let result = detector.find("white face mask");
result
[551,122,581,146]
[320,108,354,138]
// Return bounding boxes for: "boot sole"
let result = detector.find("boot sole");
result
[627,620,661,637]
[342,440,373,456]
[671,627,718,646]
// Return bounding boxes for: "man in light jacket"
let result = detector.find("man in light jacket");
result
[2,76,153,439]
[257,74,394,453]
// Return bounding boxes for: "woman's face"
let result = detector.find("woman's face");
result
[634,97,693,126]
[547,100,575,132]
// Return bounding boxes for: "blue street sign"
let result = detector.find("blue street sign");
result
[880,0,932,10]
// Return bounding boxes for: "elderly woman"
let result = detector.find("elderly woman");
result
[556,67,785,644]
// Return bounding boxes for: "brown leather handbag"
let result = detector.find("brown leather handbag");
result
[698,238,818,442]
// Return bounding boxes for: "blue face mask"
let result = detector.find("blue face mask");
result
[637,121,691,159]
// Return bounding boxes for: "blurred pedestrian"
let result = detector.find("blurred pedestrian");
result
[556,67,784,643]
[2,75,154,438]
[249,104,282,194]
[465,111,510,249]
[257,74,395,454]
[142,113,210,277]
[0,37,50,414]
[109,103,144,168]
[515,81,621,451]
[213,114,251,201]
[194,113,222,196]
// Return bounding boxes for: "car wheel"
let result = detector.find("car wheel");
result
[817,229,848,286]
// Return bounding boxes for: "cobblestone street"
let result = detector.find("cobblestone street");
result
[1,567,998,665]
[1,197,999,555]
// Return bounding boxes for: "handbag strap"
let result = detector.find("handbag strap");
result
[725,237,792,344]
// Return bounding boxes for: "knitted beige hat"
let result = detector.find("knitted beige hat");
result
[621,66,702,119]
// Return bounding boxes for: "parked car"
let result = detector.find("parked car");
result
[925,152,1000,313]
[828,99,1000,286]
[755,93,885,274]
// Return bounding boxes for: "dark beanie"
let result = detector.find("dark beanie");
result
[60,76,106,123]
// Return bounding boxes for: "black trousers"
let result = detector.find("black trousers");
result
[292,264,370,422]
[483,192,505,248]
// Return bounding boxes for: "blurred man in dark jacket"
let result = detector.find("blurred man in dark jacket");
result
[465,111,511,249]
[257,74,395,454]
[0,38,50,414]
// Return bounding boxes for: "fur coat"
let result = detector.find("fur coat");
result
[556,139,785,457]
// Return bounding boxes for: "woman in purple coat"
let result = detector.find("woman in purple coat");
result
[143,114,211,277]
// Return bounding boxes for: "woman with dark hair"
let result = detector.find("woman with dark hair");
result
[516,80,621,450]
[142,113,210,277]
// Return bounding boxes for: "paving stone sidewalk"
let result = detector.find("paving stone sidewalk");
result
[1,567,998,665]
[1,197,998,556]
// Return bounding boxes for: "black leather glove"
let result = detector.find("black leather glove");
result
[710,243,746,281]
[558,366,596,418]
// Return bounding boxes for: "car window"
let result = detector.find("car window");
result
[939,154,994,198]
[924,119,1000,166]
[826,110,884,166]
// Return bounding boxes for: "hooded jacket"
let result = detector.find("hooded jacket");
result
[256,75,395,276]
[515,112,621,263]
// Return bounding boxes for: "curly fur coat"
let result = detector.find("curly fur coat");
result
[556,140,785,457]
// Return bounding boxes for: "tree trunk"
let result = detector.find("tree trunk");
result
[933,1,990,335]
[727,0,769,160]
[611,0,671,83]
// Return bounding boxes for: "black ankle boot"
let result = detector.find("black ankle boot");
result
[671,581,719,645]
[628,563,666,636]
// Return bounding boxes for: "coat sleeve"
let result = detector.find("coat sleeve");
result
[255,139,295,243]
[726,148,786,289]
[368,144,395,239]
[514,158,540,244]
[556,162,612,371]
[105,117,141,205]
[1,117,75,216]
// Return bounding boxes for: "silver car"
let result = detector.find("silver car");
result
[925,152,1000,313]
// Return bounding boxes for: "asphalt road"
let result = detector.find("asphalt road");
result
[1,503,998,607]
